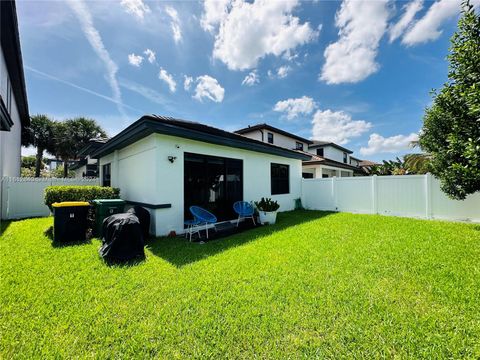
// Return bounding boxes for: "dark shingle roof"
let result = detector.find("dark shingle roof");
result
[234,123,313,144]
[92,115,311,161]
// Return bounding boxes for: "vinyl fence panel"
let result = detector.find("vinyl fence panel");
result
[302,174,480,223]
[1,177,99,220]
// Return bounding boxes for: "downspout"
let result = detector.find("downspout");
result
[259,129,264,142]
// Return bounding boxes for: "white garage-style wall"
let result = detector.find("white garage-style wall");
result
[99,133,303,236]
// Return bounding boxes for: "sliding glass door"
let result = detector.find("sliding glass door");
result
[184,153,243,221]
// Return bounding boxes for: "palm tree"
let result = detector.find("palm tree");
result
[53,117,107,177]
[21,114,56,177]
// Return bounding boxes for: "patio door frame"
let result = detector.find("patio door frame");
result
[184,152,243,222]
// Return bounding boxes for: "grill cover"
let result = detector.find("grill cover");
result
[127,206,151,239]
[99,213,145,262]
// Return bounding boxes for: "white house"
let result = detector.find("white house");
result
[235,124,362,178]
[71,139,106,178]
[92,116,310,236]
[0,0,30,219]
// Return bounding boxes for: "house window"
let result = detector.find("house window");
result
[295,142,304,151]
[302,172,313,179]
[102,163,111,186]
[343,152,348,163]
[271,163,289,195]
[267,132,274,144]
[316,148,324,157]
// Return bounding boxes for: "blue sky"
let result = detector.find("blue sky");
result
[17,0,470,161]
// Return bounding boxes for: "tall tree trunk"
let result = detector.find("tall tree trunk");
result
[63,160,68,178]
[35,147,44,177]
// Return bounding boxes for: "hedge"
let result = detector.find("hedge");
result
[44,186,120,210]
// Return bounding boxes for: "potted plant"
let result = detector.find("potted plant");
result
[254,197,280,225]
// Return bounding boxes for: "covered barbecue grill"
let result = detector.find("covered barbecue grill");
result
[99,213,145,263]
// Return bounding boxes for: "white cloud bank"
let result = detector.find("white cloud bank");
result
[120,0,150,20]
[165,6,182,43]
[144,49,156,63]
[320,0,391,84]
[128,53,143,67]
[201,0,318,70]
[277,65,291,79]
[360,133,419,155]
[193,75,225,103]
[389,0,423,42]
[402,0,462,45]
[274,96,317,120]
[158,68,177,93]
[312,109,372,144]
[242,71,259,86]
[184,75,193,91]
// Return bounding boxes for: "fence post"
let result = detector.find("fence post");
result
[425,173,432,219]
[332,177,338,211]
[371,175,378,214]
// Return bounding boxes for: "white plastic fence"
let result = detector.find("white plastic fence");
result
[1,177,99,220]
[302,174,480,223]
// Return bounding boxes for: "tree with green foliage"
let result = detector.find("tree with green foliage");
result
[21,114,56,177]
[419,1,480,200]
[53,117,107,178]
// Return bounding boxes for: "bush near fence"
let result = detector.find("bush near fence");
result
[44,186,120,210]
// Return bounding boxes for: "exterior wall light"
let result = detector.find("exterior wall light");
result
[168,156,177,163]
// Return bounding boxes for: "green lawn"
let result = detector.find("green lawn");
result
[1,211,480,358]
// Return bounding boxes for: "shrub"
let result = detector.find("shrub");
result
[44,186,120,210]
[254,197,280,212]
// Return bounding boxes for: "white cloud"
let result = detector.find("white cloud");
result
[277,65,291,79]
[241,71,259,86]
[66,0,126,117]
[389,0,423,42]
[312,109,372,144]
[158,68,176,93]
[274,96,317,120]
[165,6,182,44]
[193,75,225,103]
[320,0,391,84]
[128,53,143,67]
[200,0,231,33]
[143,49,156,63]
[184,75,193,91]
[360,133,419,155]
[203,0,318,70]
[120,0,151,20]
[402,0,461,45]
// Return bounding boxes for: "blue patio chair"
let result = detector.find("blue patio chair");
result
[189,206,217,239]
[233,201,256,227]
[184,218,201,242]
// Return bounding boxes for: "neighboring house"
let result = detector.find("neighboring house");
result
[235,124,363,178]
[44,158,62,171]
[91,115,310,236]
[359,160,381,175]
[1,0,29,220]
[71,139,106,178]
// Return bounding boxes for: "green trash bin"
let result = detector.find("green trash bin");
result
[52,202,90,242]
[92,199,126,237]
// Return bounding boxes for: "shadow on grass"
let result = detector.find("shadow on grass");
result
[102,254,146,268]
[148,210,334,268]
[45,226,92,248]
[0,220,11,235]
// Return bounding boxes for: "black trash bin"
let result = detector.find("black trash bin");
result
[52,202,90,242]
